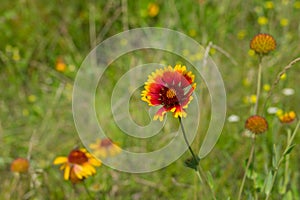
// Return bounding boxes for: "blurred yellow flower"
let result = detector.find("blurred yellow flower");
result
[277,111,297,124]
[242,78,251,87]
[188,29,197,37]
[276,109,283,116]
[249,95,257,104]
[264,1,274,9]
[258,16,268,25]
[294,1,300,9]
[263,84,271,92]
[237,30,247,40]
[280,18,289,27]
[280,73,287,80]
[55,57,67,72]
[22,109,29,116]
[28,95,37,103]
[11,158,29,173]
[12,48,20,61]
[243,95,257,104]
[209,48,216,55]
[53,148,101,182]
[90,138,121,158]
[248,49,255,57]
[148,3,159,17]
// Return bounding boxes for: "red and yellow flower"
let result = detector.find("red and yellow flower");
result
[277,111,297,124]
[250,33,276,55]
[141,65,196,121]
[90,138,121,158]
[245,115,268,134]
[53,148,101,183]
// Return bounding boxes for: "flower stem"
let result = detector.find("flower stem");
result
[178,117,198,163]
[238,137,256,200]
[238,55,262,199]
[254,56,262,115]
[83,181,94,200]
[178,117,216,200]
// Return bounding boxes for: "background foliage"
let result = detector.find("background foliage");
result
[1,0,299,199]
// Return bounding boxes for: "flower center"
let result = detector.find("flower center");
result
[68,150,88,164]
[166,88,176,99]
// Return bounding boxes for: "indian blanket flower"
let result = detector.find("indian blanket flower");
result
[90,138,121,158]
[141,65,196,121]
[250,33,276,55]
[245,115,268,134]
[10,158,29,173]
[53,148,101,182]
[277,111,297,124]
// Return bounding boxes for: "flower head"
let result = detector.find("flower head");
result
[245,115,268,134]
[148,3,159,17]
[53,148,101,182]
[10,158,29,173]
[141,65,196,121]
[277,111,297,124]
[90,138,121,158]
[250,33,276,55]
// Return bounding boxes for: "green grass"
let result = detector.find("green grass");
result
[1,0,300,199]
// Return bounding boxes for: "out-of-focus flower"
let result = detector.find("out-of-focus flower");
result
[250,33,276,55]
[28,95,37,103]
[55,57,67,72]
[248,49,256,57]
[245,115,268,134]
[237,29,247,40]
[280,73,287,80]
[53,148,101,182]
[141,65,196,121]
[148,3,159,17]
[277,111,297,124]
[282,88,295,96]
[90,138,121,158]
[10,158,29,173]
[209,48,216,55]
[188,29,197,37]
[264,1,274,9]
[242,78,251,87]
[294,1,300,9]
[280,18,289,27]
[258,16,268,25]
[263,84,271,92]
[267,107,279,114]
[12,48,20,61]
[228,115,240,123]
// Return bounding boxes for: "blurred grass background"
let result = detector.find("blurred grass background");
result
[1,0,300,199]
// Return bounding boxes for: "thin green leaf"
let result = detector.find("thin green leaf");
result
[264,171,273,196]
[284,144,296,156]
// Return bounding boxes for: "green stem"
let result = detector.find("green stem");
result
[238,137,256,200]
[178,117,216,200]
[83,181,94,200]
[265,120,300,200]
[254,56,262,115]
[178,117,198,163]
